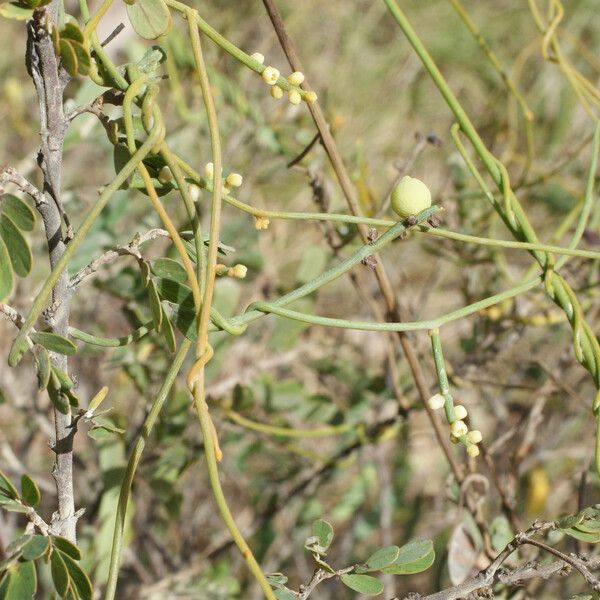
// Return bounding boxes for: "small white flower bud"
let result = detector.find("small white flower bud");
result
[453,405,468,420]
[215,264,229,276]
[225,173,243,188]
[250,52,265,64]
[391,176,432,218]
[287,71,305,85]
[262,66,280,85]
[204,162,214,179]
[450,420,468,438]
[271,85,284,99]
[230,264,248,279]
[304,91,318,103]
[288,89,302,105]
[467,430,483,444]
[467,444,480,458]
[427,393,445,410]
[254,216,270,230]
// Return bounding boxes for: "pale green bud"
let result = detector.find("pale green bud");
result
[391,175,432,218]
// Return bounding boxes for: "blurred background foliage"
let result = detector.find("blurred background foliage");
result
[1,0,600,597]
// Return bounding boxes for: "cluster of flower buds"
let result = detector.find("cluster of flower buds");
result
[427,393,482,457]
[254,216,270,230]
[250,52,317,105]
[204,163,243,191]
[215,263,248,279]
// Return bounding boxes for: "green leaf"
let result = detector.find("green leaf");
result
[152,258,187,283]
[60,552,92,600]
[69,40,91,76]
[0,214,31,277]
[5,535,31,557]
[126,0,172,40]
[309,519,334,552]
[0,497,28,513]
[161,313,177,353]
[0,237,14,301]
[61,22,84,43]
[266,573,288,586]
[273,590,296,600]
[33,346,51,391]
[356,546,401,573]
[21,536,49,561]
[30,332,77,356]
[20,476,40,507]
[147,278,163,329]
[0,470,18,500]
[382,543,435,575]
[48,386,70,415]
[490,516,513,553]
[59,39,78,78]
[155,278,194,307]
[1,196,35,231]
[563,528,600,543]
[340,574,383,596]
[5,559,36,599]
[0,2,34,19]
[51,538,81,561]
[50,549,69,596]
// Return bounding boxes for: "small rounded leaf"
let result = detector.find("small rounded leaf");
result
[0,214,32,277]
[5,559,36,599]
[0,237,14,300]
[358,545,401,573]
[340,574,384,596]
[50,549,69,596]
[21,475,41,507]
[2,195,35,231]
[21,535,49,560]
[311,519,334,551]
[126,0,172,40]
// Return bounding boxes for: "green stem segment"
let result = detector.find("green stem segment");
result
[103,340,192,600]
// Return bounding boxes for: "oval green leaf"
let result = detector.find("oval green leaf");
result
[1,195,35,231]
[0,214,32,277]
[60,552,92,600]
[161,313,176,353]
[126,0,172,40]
[311,519,334,551]
[382,548,435,575]
[52,535,82,560]
[152,258,187,283]
[59,39,78,78]
[30,332,77,356]
[357,545,401,573]
[0,237,14,301]
[50,549,69,596]
[5,559,36,599]
[21,535,49,561]
[20,475,40,507]
[0,469,19,499]
[340,574,383,596]
[147,279,163,329]
[33,346,51,391]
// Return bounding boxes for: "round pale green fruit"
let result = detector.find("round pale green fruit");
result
[391,176,432,218]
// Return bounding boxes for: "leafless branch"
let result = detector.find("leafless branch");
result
[69,228,170,289]
[0,165,45,207]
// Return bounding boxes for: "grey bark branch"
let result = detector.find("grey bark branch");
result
[26,5,77,541]
[402,520,600,600]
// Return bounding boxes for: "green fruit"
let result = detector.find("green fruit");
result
[391,176,432,218]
